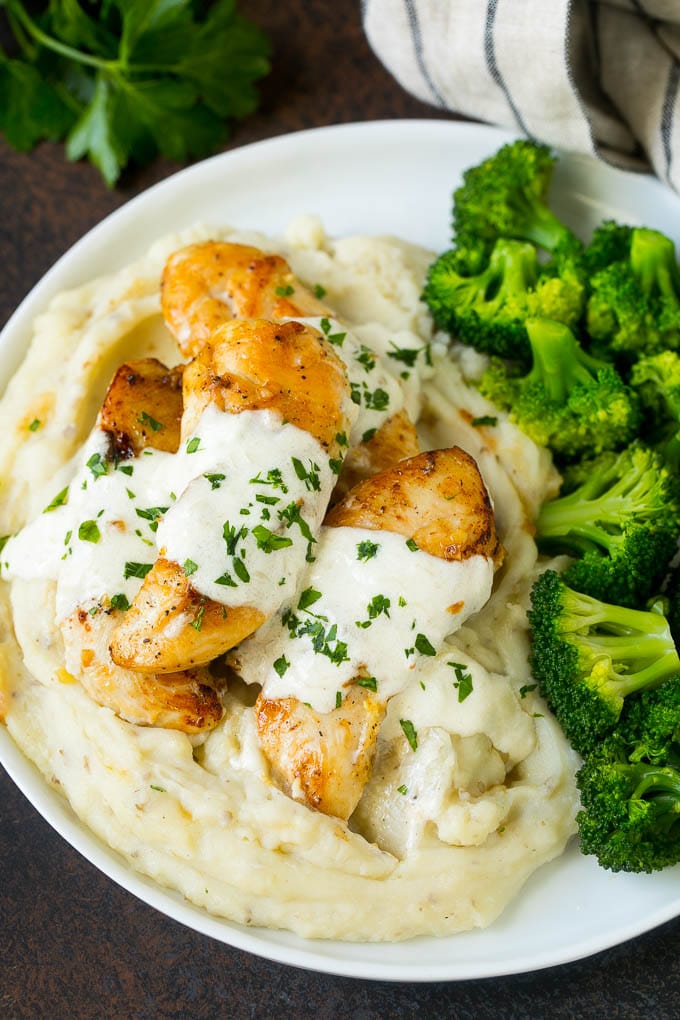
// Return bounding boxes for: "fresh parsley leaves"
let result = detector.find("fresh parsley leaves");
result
[0,1,271,186]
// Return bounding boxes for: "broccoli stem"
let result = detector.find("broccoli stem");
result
[630,228,680,305]
[625,763,680,802]
[491,239,538,295]
[510,196,572,253]
[526,318,605,403]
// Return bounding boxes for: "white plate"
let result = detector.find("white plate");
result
[1,120,679,982]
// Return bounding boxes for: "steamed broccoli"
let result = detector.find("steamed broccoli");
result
[587,227,680,356]
[583,220,633,275]
[629,351,680,469]
[452,140,581,265]
[423,238,584,361]
[576,678,680,872]
[535,444,680,607]
[479,317,640,461]
[528,570,680,756]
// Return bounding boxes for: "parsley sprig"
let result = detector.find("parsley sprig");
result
[0,1,270,186]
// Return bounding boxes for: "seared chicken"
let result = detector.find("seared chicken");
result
[99,358,184,459]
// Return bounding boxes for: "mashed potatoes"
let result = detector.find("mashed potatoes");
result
[0,217,579,940]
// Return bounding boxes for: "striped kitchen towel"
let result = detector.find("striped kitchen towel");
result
[362,0,680,190]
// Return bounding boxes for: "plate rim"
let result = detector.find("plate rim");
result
[1,117,679,982]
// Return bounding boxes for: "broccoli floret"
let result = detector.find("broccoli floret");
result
[479,318,640,461]
[423,238,584,361]
[587,227,680,356]
[535,444,680,607]
[630,351,680,469]
[528,570,680,756]
[576,678,680,872]
[452,140,581,262]
[583,220,633,275]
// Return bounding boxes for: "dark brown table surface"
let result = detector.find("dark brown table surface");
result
[1,3,679,1017]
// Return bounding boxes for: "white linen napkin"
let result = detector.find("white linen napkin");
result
[362,0,680,190]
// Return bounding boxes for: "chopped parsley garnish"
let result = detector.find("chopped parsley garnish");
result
[86,452,107,479]
[405,538,419,552]
[191,603,206,631]
[186,436,201,454]
[275,284,294,296]
[415,633,436,656]
[138,411,163,432]
[361,428,377,444]
[354,344,377,373]
[278,502,315,543]
[43,486,69,513]
[356,540,379,562]
[314,284,326,299]
[252,524,293,553]
[124,561,153,580]
[398,596,407,607]
[214,572,237,587]
[256,494,279,505]
[350,381,390,411]
[233,558,250,583]
[183,559,199,577]
[400,719,418,752]
[28,418,41,432]
[150,785,167,793]
[223,521,248,556]
[367,594,390,619]
[136,506,169,533]
[273,655,290,677]
[291,457,321,492]
[336,431,349,448]
[397,784,408,795]
[78,520,101,543]
[448,661,474,702]
[126,488,135,500]
[519,683,538,699]
[298,587,322,611]
[335,691,342,709]
[329,457,343,476]
[386,343,422,368]
[319,317,346,347]
[204,473,226,490]
[471,415,498,428]
[0,535,10,555]
[63,530,72,546]
[249,468,288,493]
[117,464,134,476]
[354,676,378,692]
[110,593,131,612]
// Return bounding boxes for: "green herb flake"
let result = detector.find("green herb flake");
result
[252,525,294,553]
[336,431,349,448]
[186,436,201,454]
[298,587,322,611]
[314,284,326,299]
[28,418,41,432]
[233,558,250,583]
[335,691,342,709]
[400,719,418,752]
[249,468,288,492]
[415,633,436,657]
[78,520,101,544]
[204,473,226,490]
[398,596,407,607]
[361,428,377,444]
[329,458,343,476]
[291,457,321,492]
[471,415,498,428]
[117,464,134,476]
[191,604,206,631]
[110,593,131,612]
[319,317,346,347]
[354,676,378,692]
[386,343,421,368]
[150,784,167,793]
[183,559,199,577]
[43,486,69,513]
[357,540,379,562]
[354,344,377,373]
[367,594,390,619]
[124,561,153,580]
[273,655,290,677]
[275,284,294,296]
[519,683,538,699]
[397,784,408,796]
[405,538,419,552]
[86,452,108,480]
[214,572,237,587]
[138,411,163,433]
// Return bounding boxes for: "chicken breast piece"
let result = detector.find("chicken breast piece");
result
[61,605,223,732]
[110,318,353,675]
[99,358,184,459]
[254,446,502,820]
[161,241,329,358]
[255,686,385,821]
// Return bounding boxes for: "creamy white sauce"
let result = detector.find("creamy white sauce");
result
[233,527,494,713]
[3,405,336,620]
[289,316,407,444]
